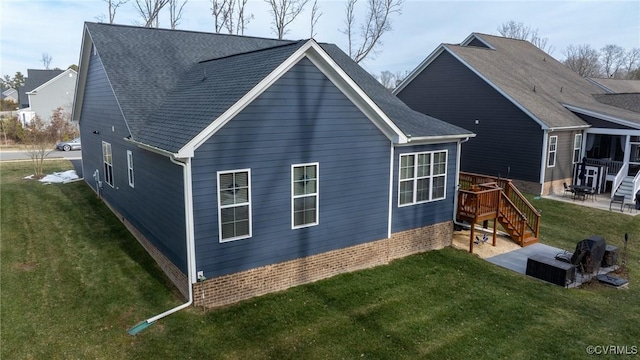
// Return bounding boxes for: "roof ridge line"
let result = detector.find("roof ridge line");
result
[85,21,295,43]
[198,40,306,64]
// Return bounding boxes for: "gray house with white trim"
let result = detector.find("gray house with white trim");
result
[18,68,76,126]
[395,33,640,199]
[73,23,474,308]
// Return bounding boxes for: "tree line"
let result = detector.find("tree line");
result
[100,0,404,64]
[497,20,639,80]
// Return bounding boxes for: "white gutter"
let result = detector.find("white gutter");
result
[128,149,196,334]
[399,133,476,146]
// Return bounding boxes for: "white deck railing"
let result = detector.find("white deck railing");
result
[611,162,629,199]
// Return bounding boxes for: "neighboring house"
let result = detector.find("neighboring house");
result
[72,23,474,308]
[2,88,19,103]
[17,68,76,126]
[395,33,640,201]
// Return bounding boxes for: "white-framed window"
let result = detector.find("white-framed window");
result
[102,141,113,187]
[292,163,319,228]
[399,150,447,206]
[127,150,134,188]
[217,169,251,242]
[548,135,557,167]
[573,134,582,164]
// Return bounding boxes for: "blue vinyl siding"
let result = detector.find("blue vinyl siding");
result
[192,58,391,278]
[79,51,188,273]
[397,50,543,182]
[392,143,457,233]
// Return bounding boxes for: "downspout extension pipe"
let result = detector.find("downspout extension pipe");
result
[128,156,196,335]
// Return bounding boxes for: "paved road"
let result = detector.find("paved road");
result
[0,149,82,161]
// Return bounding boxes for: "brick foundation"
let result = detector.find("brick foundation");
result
[193,221,452,309]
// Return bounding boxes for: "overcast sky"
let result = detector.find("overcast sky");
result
[1,0,639,80]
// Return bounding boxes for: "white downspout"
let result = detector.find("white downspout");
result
[539,130,549,196]
[128,156,196,334]
[453,137,470,227]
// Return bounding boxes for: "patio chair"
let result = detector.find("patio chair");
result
[609,195,625,212]
[563,182,573,197]
[585,187,597,201]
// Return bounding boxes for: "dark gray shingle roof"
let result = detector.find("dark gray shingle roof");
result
[18,69,64,108]
[320,44,473,138]
[445,34,640,128]
[137,41,308,152]
[85,23,472,153]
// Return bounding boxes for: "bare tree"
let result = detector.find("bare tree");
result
[134,0,170,27]
[25,116,54,178]
[41,52,53,70]
[265,0,310,39]
[622,48,640,79]
[169,0,188,29]
[309,0,322,38]
[223,0,236,34]
[211,0,252,34]
[340,0,404,64]
[497,20,532,40]
[235,0,252,35]
[600,45,625,78]
[497,20,553,54]
[211,0,229,33]
[102,0,130,23]
[563,44,601,77]
[372,69,408,90]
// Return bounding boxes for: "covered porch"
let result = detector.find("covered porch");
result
[576,132,640,202]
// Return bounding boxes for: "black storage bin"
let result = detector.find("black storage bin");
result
[526,254,576,286]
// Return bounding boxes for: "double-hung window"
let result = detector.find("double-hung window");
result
[102,141,113,187]
[292,163,319,228]
[127,150,134,188]
[399,151,447,206]
[548,135,557,167]
[573,134,582,164]
[217,170,251,242]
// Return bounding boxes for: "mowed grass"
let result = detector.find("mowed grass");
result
[1,161,639,359]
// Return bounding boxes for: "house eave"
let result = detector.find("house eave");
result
[398,133,476,146]
[562,103,640,130]
[125,137,191,159]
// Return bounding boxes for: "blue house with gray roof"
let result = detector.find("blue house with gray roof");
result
[72,22,474,308]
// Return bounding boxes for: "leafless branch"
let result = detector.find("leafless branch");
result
[497,20,553,54]
[340,0,403,63]
[102,0,130,23]
[563,44,601,77]
[169,0,188,29]
[265,0,310,39]
[134,0,170,27]
[600,44,625,78]
[309,0,322,38]
[41,52,52,69]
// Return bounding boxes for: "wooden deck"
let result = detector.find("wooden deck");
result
[457,172,541,253]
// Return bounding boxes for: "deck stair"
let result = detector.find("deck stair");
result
[614,176,635,203]
[457,172,541,253]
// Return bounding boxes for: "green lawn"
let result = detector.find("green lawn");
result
[2,161,639,359]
